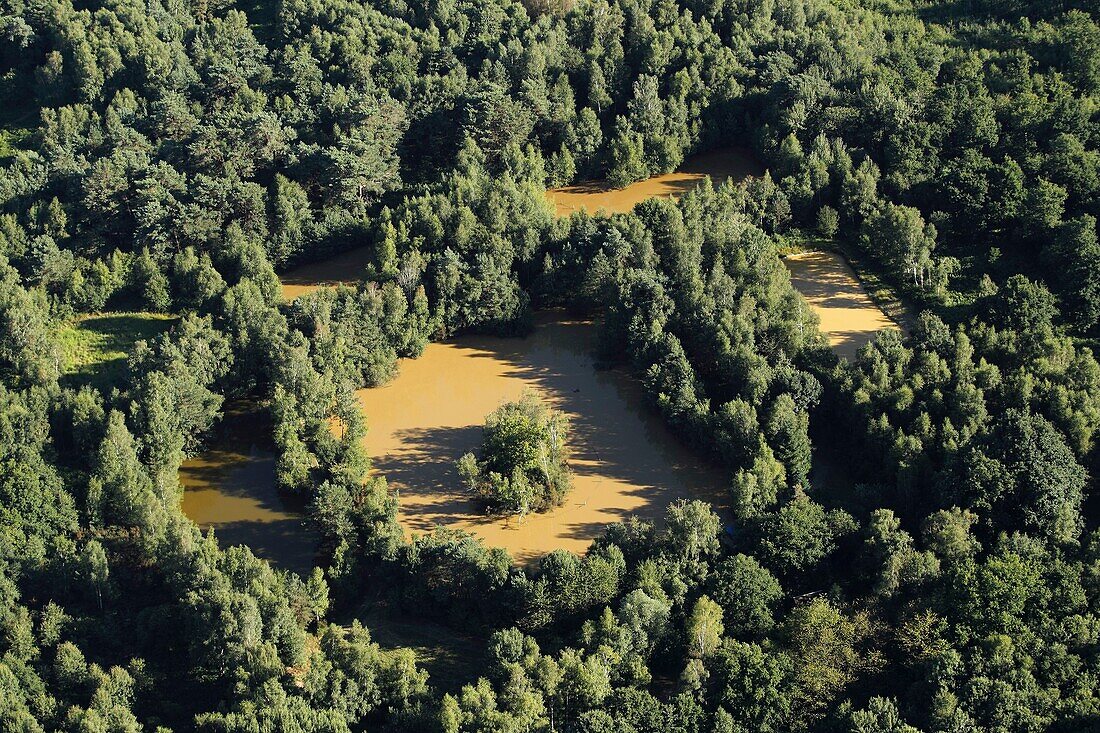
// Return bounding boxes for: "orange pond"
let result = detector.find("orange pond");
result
[783,251,901,360]
[179,408,319,574]
[545,147,762,217]
[356,314,728,564]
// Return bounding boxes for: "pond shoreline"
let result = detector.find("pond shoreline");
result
[356,312,729,564]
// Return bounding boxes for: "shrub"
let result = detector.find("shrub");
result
[457,392,572,515]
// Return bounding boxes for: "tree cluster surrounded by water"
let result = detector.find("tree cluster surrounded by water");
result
[458,392,572,516]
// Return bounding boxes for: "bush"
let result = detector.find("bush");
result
[457,392,572,515]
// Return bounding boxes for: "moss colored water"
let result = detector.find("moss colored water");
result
[355,313,727,564]
[179,407,319,574]
[545,148,761,217]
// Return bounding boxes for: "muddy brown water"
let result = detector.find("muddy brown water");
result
[179,407,320,574]
[545,148,762,217]
[783,251,901,360]
[357,313,728,564]
[179,316,727,568]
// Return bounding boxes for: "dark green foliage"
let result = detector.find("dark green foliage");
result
[2,0,1100,730]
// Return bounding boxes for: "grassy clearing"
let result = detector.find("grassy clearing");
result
[775,230,833,256]
[354,601,484,693]
[57,312,176,389]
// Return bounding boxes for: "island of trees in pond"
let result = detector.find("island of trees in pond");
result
[1,0,1100,731]
[458,393,573,517]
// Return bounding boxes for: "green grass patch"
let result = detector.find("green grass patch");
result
[775,229,834,256]
[56,312,176,389]
[354,601,485,693]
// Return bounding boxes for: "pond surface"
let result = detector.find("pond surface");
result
[280,247,374,301]
[179,406,320,574]
[545,148,761,217]
[356,313,727,564]
[783,251,901,360]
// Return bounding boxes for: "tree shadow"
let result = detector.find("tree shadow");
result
[784,251,900,361]
[204,515,321,576]
[180,405,320,573]
[373,315,730,559]
[280,246,373,287]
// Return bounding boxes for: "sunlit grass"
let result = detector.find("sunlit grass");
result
[56,311,176,389]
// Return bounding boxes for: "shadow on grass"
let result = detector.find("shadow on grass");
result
[353,598,486,693]
[60,312,175,390]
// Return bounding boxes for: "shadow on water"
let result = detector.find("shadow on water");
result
[182,317,730,568]
[279,247,375,300]
[548,147,763,217]
[357,313,729,564]
[784,251,901,361]
[180,405,320,575]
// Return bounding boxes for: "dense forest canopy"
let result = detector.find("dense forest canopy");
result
[1,0,1099,730]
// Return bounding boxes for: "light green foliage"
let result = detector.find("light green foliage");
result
[56,312,175,389]
[458,392,571,514]
[686,595,724,659]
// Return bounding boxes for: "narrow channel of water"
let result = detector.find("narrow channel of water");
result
[278,147,762,301]
[783,251,902,360]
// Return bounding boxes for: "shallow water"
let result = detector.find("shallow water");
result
[356,313,728,564]
[179,407,319,574]
[545,148,761,217]
[783,251,900,360]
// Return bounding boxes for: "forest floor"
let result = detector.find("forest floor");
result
[56,311,176,389]
[353,600,485,693]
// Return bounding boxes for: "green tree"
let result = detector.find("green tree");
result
[458,392,571,514]
[707,554,783,637]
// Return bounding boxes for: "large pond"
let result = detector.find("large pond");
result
[356,313,727,563]
[179,314,727,569]
[179,406,320,574]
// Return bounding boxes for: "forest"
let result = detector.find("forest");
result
[1,0,1099,730]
